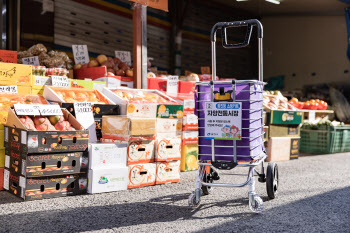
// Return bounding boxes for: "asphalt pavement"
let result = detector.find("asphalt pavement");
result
[0,153,349,233]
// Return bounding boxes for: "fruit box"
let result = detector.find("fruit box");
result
[182,131,199,145]
[5,151,88,177]
[267,110,303,125]
[156,160,180,184]
[0,63,32,86]
[3,169,87,200]
[265,137,300,162]
[155,137,181,161]
[178,80,196,94]
[181,144,199,171]
[88,143,127,169]
[128,163,156,189]
[147,77,167,91]
[102,87,183,118]
[4,109,89,155]
[268,124,300,138]
[70,79,106,92]
[95,76,134,89]
[0,168,4,191]
[166,93,195,116]
[127,140,155,165]
[73,66,107,80]
[43,86,114,104]
[17,85,32,94]
[182,114,198,131]
[156,118,180,134]
[88,167,128,194]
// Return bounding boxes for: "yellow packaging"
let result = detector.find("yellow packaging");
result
[17,85,32,94]
[0,130,4,148]
[31,87,44,95]
[0,63,32,86]
[180,144,199,171]
[0,148,4,167]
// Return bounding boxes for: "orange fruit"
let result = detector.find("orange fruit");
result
[128,104,136,113]
[158,105,166,113]
[176,110,183,118]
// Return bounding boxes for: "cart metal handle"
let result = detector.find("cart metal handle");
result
[210,19,263,82]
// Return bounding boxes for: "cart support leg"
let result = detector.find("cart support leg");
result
[248,168,255,193]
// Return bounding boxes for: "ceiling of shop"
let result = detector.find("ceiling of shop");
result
[211,0,348,16]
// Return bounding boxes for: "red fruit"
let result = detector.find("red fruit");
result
[107,57,113,62]
[87,60,99,68]
[113,57,121,65]
[118,62,126,69]
[55,121,71,131]
[125,69,133,77]
[33,116,49,126]
[116,69,125,76]
[107,68,115,74]
[310,102,318,110]
[36,124,50,131]
[113,66,119,73]
[81,64,88,69]
[96,55,108,65]
[73,64,82,70]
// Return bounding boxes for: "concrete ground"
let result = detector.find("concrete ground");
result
[0,153,349,233]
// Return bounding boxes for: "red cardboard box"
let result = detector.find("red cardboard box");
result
[74,67,107,80]
[147,77,167,91]
[178,81,196,94]
[0,168,4,191]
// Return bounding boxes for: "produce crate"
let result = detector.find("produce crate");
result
[300,125,350,154]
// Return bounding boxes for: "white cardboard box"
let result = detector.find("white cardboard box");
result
[127,140,155,164]
[156,118,178,133]
[88,143,127,169]
[88,167,128,194]
[156,160,180,184]
[128,163,156,189]
[155,137,181,161]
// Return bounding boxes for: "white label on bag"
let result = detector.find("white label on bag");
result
[38,105,63,116]
[166,76,178,95]
[51,76,70,87]
[72,45,89,64]
[0,85,17,94]
[204,102,242,140]
[22,56,40,66]
[14,104,41,116]
[115,51,131,66]
[74,102,97,142]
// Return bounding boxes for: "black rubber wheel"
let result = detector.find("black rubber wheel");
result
[201,169,213,195]
[266,162,278,199]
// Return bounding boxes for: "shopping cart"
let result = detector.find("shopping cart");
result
[188,19,278,213]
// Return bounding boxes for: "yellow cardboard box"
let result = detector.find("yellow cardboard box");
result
[0,130,4,148]
[31,87,44,95]
[180,144,199,171]
[0,63,32,86]
[17,85,32,94]
[0,148,4,167]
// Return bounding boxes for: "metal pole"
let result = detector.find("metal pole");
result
[141,5,147,89]
[258,38,263,82]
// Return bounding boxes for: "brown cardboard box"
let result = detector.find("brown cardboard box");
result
[268,124,300,138]
[265,137,300,162]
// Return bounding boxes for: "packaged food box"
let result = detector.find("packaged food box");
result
[155,137,181,161]
[166,93,195,116]
[95,76,134,89]
[156,118,180,134]
[0,167,4,191]
[0,63,32,86]
[182,114,198,131]
[5,151,88,177]
[88,167,128,194]
[156,160,180,184]
[74,66,107,80]
[88,143,127,169]
[265,137,300,162]
[269,124,300,138]
[147,77,167,91]
[128,163,156,189]
[181,144,199,171]
[70,79,106,92]
[5,109,89,155]
[102,87,183,118]
[182,131,199,145]
[267,110,303,125]
[127,140,155,164]
[17,85,32,94]
[3,169,88,200]
[178,80,196,94]
[43,86,114,104]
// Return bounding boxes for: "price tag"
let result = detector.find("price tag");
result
[14,104,41,116]
[22,56,40,66]
[72,45,89,64]
[0,50,17,63]
[115,51,131,66]
[0,85,18,94]
[73,102,97,142]
[166,76,179,95]
[201,66,210,74]
[51,76,70,87]
[204,102,242,140]
[34,76,51,86]
[38,105,63,116]
[309,111,316,122]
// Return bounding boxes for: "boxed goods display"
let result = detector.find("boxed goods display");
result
[0,168,3,191]
[178,80,196,94]
[167,93,195,116]
[88,167,128,194]
[156,160,180,184]
[3,170,88,200]
[73,66,107,80]
[128,163,156,189]
[0,63,32,86]
[180,144,198,171]
[182,131,199,145]
[156,118,179,134]
[70,79,106,92]
[182,114,198,131]
[147,77,167,91]
[102,87,183,118]
[265,137,300,162]
[95,76,134,89]
[5,151,88,177]
[269,124,300,138]
[88,143,127,169]
[155,137,181,161]
[267,110,303,125]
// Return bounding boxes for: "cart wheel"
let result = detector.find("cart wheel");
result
[249,194,264,213]
[266,162,278,199]
[201,172,213,195]
[188,192,201,208]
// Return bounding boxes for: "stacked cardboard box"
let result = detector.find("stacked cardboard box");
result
[2,109,89,200]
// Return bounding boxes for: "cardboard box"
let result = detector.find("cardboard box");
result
[17,86,32,94]
[95,76,133,89]
[0,168,3,191]
[0,148,4,167]
[182,114,198,131]
[178,80,196,94]
[181,144,199,171]
[73,66,107,80]
[167,93,195,116]
[5,109,89,155]
[267,110,303,125]
[155,137,181,161]
[70,79,106,92]
[156,118,179,134]
[265,137,300,162]
[5,151,88,177]
[156,160,180,184]
[88,167,128,194]
[127,140,155,164]
[3,169,87,200]
[147,77,167,91]
[0,130,4,148]
[268,124,300,138]
[88,143,127,169]
[182,131,199,145]
[128,163,156,189]
[0,63,32,86]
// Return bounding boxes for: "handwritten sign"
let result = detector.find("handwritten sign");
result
[22,56,40,66]
[0,50,17,63]
[74,102,97,142]
[0,85,18,94]
[38,105,63,116]
[201,66,210,74]
[51,76,70,87]
[166,76,178,95]
[115,51,131,66]
[72,45,89,64]
[14,104,41,116]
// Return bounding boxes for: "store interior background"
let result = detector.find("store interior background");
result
[1,0,350,98]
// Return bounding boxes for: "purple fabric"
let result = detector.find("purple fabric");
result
[196,82,264,161]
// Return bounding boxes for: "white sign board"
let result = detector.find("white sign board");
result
[22,56,40,66]
[34,76,51,86]
[73,102,97,142]
[51,76,70,87]
[38,105,63,116]
[14,104,41,116]
[115,51,131,66]
[166,76,178,95]
[72,45,89,64]
[308,111,316,122]
[0,85,17,94]
[204,102,242,140]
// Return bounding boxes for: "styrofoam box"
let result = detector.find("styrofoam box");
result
[88,167,128,194]
[88,143,127,169]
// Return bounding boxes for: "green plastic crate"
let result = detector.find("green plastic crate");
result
[300,125,350,154]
